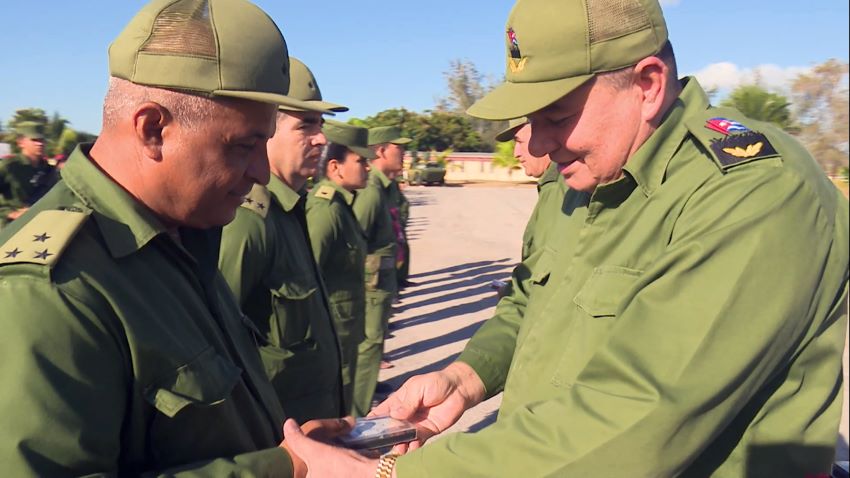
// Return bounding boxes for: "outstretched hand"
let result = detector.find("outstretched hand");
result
[283,418,378,478]
[369,362,486,453]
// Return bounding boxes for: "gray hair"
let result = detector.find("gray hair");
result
[102,77,216,129]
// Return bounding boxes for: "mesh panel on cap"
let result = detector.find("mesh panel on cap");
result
[140,0,217,59]
[586,0,651,44]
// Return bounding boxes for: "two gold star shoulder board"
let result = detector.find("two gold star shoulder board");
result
[240,184,271,219]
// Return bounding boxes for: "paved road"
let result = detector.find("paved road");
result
[379,184,849,460]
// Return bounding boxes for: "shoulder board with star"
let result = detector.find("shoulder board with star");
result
[313,185,336,201]
[685,108,781,172]
[0,209,89,268]
[239,183,271,218]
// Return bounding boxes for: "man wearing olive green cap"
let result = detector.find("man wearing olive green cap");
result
[495,118,563,260]
[348,125,412,416]
[219,56,347,423]
[371,126,416,291]
[0,0,351,476]
[306,120,374,414]
[0,121,58,227]
[284,0,849,476]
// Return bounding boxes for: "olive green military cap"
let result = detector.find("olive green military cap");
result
[15,121,45,140]
[367,126,412,146]
[109,0,322,111]
[495,117,528,142]
[468,0,668,120]
[280,57,348,114]
[324,120,377,159]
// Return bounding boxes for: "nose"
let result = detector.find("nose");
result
[246,142,271,185]
[527,120,559,158]
[314,131,328,147]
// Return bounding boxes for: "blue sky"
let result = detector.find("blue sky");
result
[0,0,847,134]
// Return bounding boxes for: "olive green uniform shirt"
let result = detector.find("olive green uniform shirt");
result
[219,176,343,423]
[0,145,293,476]
[520,162,565,261]
[397,78,849,477]
[0,153,58,225]
[353,169,398,292]
[306,179,368,411]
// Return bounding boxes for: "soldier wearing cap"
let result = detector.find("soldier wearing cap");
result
[284,0,849,476]
[495,117,564,261]
[218,57,348,423]
[306,120,374,415]
[0,121,58,226]
[348,125,412,416]
[0,0,351,475]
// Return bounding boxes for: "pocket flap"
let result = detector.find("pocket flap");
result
[145,348,242,418]
[276,274,318,300]
[573,266,643,317]
[530,249,554,285]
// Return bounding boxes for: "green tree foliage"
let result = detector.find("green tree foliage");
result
[720,84,794,130]
[435,59,507,150]
[789,59,849,175]
[491,139,519,173]
[349,108,487,152]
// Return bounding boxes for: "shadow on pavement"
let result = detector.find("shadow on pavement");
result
[393,295,498,329]
[386,319,487,361]
[465,409,498,433]
[402,269,514,300]
[408,258,513,281]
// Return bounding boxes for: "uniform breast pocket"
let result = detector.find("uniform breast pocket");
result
[144,347,243,462]
[551,265,643,388]
[529,247,555,287]
[271,274,319,348]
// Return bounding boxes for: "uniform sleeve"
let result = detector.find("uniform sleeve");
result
[218,209,269,305]
[0,166,21,220]
[397,167,847,477]
[352,185,380,238]
[455,246,543,397]
[306,202,339,268]
[0,277,294,477]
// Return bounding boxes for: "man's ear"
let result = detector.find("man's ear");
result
[132,102,172,161]
[633,56,669,124]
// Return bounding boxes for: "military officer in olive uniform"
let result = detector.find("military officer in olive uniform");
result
[306,120,374,415]
[0,121,58,227]
[0,1,350,475]
[495,117,565,260]
[284,0,849,476]
[349,125,411,416]
[219,57,347,423]
[386,171,412,289]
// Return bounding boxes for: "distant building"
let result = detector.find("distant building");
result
[405,151,536,183]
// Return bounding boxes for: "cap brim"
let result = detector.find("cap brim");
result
[467,74,594,120]
[390,137,412,145]
[212,89,339,114]
[495,123,524,142]
[279,99,349,115]
[350,146,377,159]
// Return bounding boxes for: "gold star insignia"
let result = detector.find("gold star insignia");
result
[33,249,53,260]
[33,232,51,242]
[4,248,22,258]
[244,198,254,204]
[257,203,266,210]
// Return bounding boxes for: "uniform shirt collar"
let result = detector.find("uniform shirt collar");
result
[372,168,393,188]
[622,77,710,197]
[267,175,301,212]
[61,144,167,258]
[537,162,561,190]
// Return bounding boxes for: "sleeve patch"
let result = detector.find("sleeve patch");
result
[709,132,779,168]
[0,210,89,267]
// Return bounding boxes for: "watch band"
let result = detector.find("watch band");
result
[374,453,399,478]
